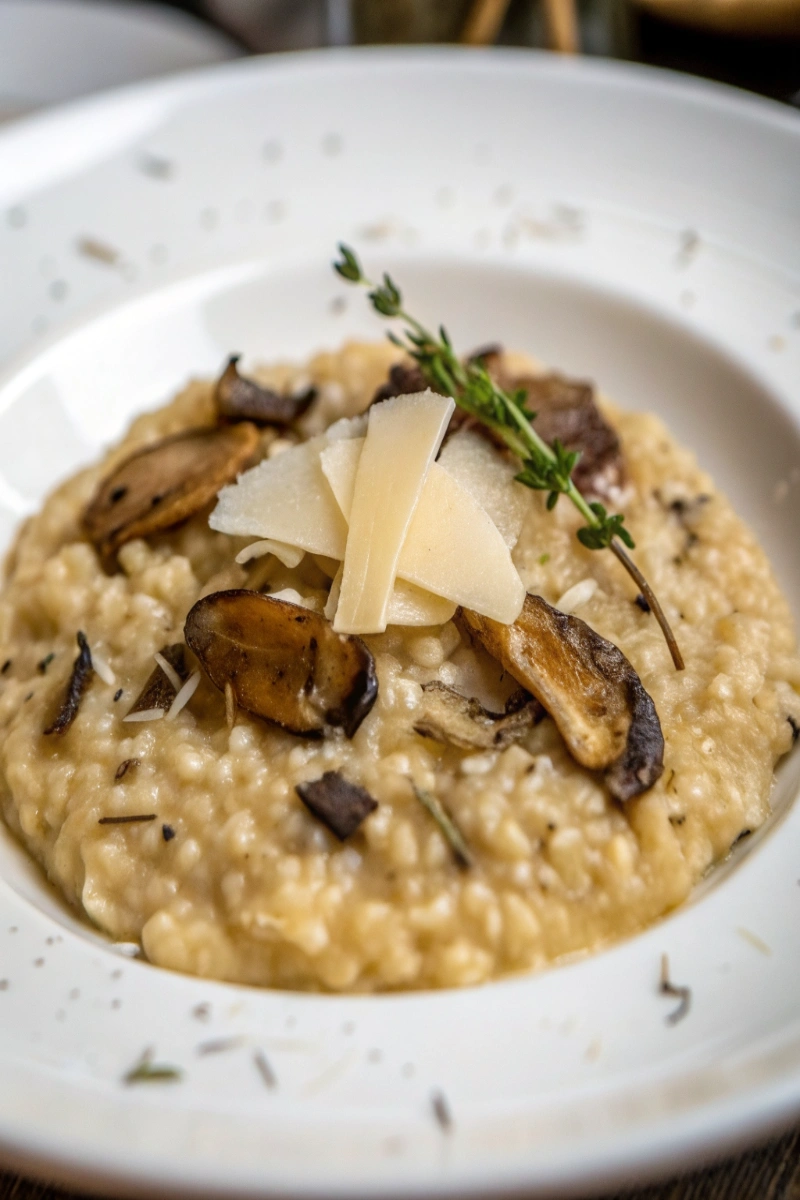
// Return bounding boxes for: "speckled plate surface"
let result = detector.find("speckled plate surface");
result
[0,48,799,1200]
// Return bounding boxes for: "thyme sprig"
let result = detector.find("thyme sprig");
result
[334,244,684,671]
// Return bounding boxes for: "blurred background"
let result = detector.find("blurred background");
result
[0,0,797,125]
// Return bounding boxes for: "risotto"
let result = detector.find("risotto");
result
[0,338,798,992]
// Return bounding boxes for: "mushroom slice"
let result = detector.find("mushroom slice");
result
[216,356,316,426]
[84,423,260,563]
[510,373,624,501]
[296,771,378,840]
[184,590,377,738]
[460,595,663,801]
[414,683,542,751]
[44,631,94,735]
[126,644,188,717]
[371,362,434,406]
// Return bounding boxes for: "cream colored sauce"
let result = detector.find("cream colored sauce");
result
[1,342,798,991]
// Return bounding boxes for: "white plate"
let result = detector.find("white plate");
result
[0,0,240,121]
[1,48,800,1199]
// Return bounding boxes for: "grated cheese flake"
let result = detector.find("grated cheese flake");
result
[165,671,201,721]
[122,708,165,724]
[154,651,182,692]
[235,539,305,568]
[334,391,454,634]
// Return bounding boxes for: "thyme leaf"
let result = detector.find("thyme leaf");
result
[409,780,472,869]
[333,244,683,671]
[123,1048,183,1085]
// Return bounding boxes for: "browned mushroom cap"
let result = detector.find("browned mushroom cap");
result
[83,424,260,564]
[460,595,663,801]
[184,590,378,738]
[414,683,542,751]
[506,373,623,501]
[215,356,316,426]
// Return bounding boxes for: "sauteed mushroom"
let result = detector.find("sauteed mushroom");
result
[126,644,189,717]
[505,372,623,501]
[460,595,663,801]
[414,683,542,751]
[184,590,377,738]
[84,424,260,564]
[371,362,432,406]
[215,356,316,426]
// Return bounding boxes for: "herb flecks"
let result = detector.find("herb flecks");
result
[123,1048,183,1085]
[410,781,472,869]
[431,1090,453,1132]
[114,758,140,782]
[333,244,683,672]
[99,813,156,826]
[196,1036,245,1056]
[659,953,691,1026]
[254,1048,278,1088]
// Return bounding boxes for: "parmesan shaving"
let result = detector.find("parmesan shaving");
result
[235,539,305,568]
[334,391,455,634]
[325,566,456,627]
[320,437,360,521]
[122,708,165,723]
[321,434,525,626]
[324,565,343,621]
[154,651,182,692]
[555,579,598,614]
[438,430,528,549]
[400,465,525,623]
[269,588,319,611]
[210,437,349,558]
[165,670,201,721]
[91,650,116,686]
[387,582,457,627]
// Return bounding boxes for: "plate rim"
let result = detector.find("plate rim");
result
[1,44,800,1200]
[1,43,799,201]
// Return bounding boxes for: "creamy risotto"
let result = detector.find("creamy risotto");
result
[1,339,798,992]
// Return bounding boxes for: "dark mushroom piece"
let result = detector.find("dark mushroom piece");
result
[504,372,623,502]
[83,423,260,566]
[370,362,435,406]
[460,595,664,802]
[215,356,316,427]
[372,359,506,450]
[414,683,542,751]
[184,590,377,738]
[126,644,189,717]
[467,343,504,369]
[44,632,94,735]
[296,771,378,840]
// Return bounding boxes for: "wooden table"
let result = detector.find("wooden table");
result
[2,1122,800,1199]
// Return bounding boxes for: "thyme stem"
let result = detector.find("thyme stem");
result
[334,243,684,671]
[610,541,684,671]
